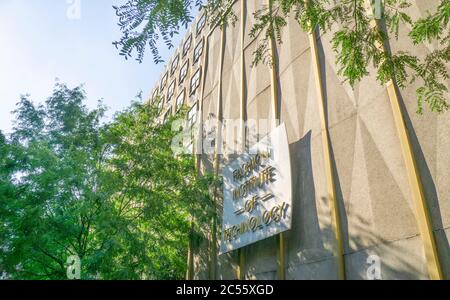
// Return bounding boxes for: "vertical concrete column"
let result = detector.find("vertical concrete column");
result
[266,0,285,280]
[237,0,247,281]
[211,25,226,280]
[240,0,247,153]
[267,0,280,129]
[188,23,212,280]
[195,31,212,174]
[308,27,346,280]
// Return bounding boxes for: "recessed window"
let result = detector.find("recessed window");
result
[186,142,193,153]
[163,108,172,123]
[187,102,198,128]
[152,89,158,103]
[160,72,168,92]
[167,80,176,101]
[171,55,179,75]
[190,68,201,95]
[196,14,207,35]
[179,60,189,83]
[183,35,192,57]
[157,96,165,112]
[193,39,204,64]
[176,89,185,112]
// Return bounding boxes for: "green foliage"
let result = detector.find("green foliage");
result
[1,83,108,279]
[409,0,449,114]
[113,0,204,63]
[204,0,237,27]
[113,0,449,114]
[250,0,287,66]
[248,0,448,113]
[99,99,215,279]
[0,83,214,279]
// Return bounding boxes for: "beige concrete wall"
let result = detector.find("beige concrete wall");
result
[150,0,449,280]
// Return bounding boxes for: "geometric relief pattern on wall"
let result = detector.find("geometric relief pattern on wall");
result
[224,7,241,71]
[347,117,375,251]
[223,61,241,120]
[358,97,412,204]
[245,45,271,105]
[278,15,310,73]
[319,31,358,109]
[319,31,385,114]
[204,32,222,97]
[280,51,321,144]
[303,59,322,137]
[243,0,260,47]
[408,0,441,52]
[436,116,450,228]
[323,88,420,251]
[322,58,358,125]
[222,62,241,157]
[334,109,420,253]
[358,118,419,242]
[318,63,420,251]
[279,57,308,142]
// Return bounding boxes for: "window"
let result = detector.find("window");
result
[186,102,198,152]
[193,39,204,64]
[171,55,179,75]
[196,13,207,35]
[176,89,185,112]
[182,35,192,57]
[157,96,165,112]
[187,102,198,128]
[179,60,189,83]
[167,80,176,101]
[152,89,158,103]
[186,142,193,154]
[160,72,168,92]
[163,108,172,123]
[190,68,201,95]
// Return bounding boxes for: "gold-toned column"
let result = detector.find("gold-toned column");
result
[268,0,280,128]
[308,28,346,280]
[240,0,247,152]
[211,24,227,280]
[237,0,247,280]
[363,1,443,280]
[266,0,285,280]
[386,83,443,280]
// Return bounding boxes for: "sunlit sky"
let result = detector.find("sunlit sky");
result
[0,0,189,134]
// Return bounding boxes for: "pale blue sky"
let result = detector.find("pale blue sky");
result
[0,0,188,134]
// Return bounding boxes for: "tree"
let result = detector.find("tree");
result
[113,0,201,64]
[97,98,214,279]
[1,83,110,279]
[409,0,450,113]
[0,131,17,279]
[0,83,214,279]
[113,0,449,114]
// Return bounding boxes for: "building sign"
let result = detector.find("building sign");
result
[220,123,292,254]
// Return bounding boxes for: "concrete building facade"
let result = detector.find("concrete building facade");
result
[148,0,450,280]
